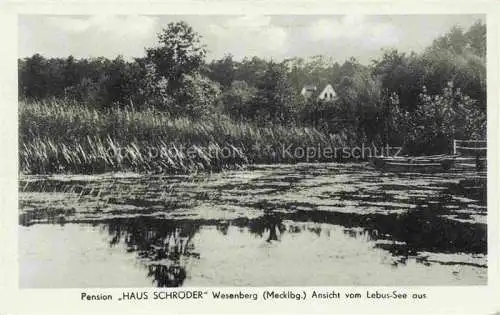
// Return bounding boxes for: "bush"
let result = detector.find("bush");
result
[392,83,486,155]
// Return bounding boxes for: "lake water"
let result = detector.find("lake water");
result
[19,163,487,288]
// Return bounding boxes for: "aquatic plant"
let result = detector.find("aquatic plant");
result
[19,100,358,174]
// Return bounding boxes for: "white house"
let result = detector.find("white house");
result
[317,84,337,101]
[301,84,337,101]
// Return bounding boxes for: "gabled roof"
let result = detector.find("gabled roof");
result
[318,84,337,102]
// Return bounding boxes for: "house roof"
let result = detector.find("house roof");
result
[302,83,336,100]
[302,85,317,91]
[319,84,336,95]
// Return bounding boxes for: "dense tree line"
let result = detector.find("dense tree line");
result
[19,20,486,154]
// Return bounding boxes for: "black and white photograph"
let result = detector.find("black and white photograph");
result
[17,13,488,289]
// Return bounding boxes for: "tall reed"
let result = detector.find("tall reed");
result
[20,100,359,174]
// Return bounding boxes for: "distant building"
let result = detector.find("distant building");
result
[300,85,317,99]
[301,84,337,101]
[318,84,337,101]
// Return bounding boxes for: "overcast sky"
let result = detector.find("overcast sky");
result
[19,14,484,64]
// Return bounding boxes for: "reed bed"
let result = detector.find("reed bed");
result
[20,100,359,174]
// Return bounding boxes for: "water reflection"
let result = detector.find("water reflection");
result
[248,213,285,242]
[104,217,201,287]
[91,198,486,287]
[19,164,488,287]
[147,264,186,287]
[96,214,289,286]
